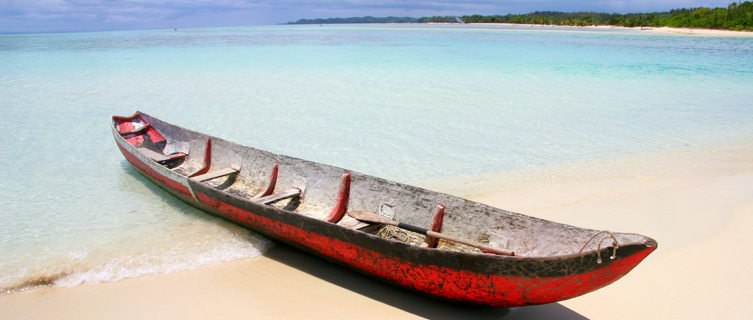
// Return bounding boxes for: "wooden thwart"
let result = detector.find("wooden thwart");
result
[189,168,238,182]
[137,148,184,162]
[339,218,370,230]
[253,188,302,205]
[119,124,150,136]
[348,210,514,256]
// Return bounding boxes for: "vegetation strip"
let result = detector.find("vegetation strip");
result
[288,1,753,31]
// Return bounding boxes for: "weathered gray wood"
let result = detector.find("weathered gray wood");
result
[190,168,238,182]
[339,219,371,230]
[254,188,301,205]
[137,147,171,162]
[138,111,654,258]
[348,210,515,256]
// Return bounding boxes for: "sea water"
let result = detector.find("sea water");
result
[1,24,752,292]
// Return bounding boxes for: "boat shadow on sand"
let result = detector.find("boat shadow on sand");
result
[120,162,589,320]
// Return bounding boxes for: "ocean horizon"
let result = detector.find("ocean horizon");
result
[1,23,752,293]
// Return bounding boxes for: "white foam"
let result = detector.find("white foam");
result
[54,231,271,287]
[1,213,271,292]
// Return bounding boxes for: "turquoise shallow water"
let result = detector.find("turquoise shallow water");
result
[1,24,752,291]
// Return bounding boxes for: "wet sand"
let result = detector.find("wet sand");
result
[1,141,752,319]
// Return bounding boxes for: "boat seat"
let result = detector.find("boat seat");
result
[189,168,239,182]
[339,217,370,230]
[253,187,302,205]
[119,123,151,136]
[137,147,186,163]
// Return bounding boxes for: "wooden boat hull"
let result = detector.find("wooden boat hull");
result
[112,111,656,307]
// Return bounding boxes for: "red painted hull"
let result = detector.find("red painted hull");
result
[111,112,656,307]
[192,187,652,306]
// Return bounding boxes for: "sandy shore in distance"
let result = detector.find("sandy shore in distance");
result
[1,140,752,319]
[604,25,753,37]
[465,22,753,37]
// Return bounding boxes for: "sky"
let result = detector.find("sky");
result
[0,0,737,33]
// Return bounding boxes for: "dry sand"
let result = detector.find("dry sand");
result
[466,23,753,37]
[471,141,753,319]
[606,25,753,37]
[1,140,752,319]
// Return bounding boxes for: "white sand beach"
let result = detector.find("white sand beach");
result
[466,23,753,37]
[1,140,752,319]
[608,25,753,37]
[472,140,753,319]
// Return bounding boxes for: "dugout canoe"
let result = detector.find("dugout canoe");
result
[111,111,657,307]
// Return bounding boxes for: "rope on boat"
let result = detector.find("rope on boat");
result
[380,227,410,243]
[376,225,483,253]
[578,230,620,264]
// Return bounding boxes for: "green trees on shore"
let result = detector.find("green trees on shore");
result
[417,16,460,23]
[454,1,753,30]
[287,2,752,31]
[663,2,753,29]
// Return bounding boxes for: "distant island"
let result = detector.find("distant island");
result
[288,16,420,24]
[287,1,752,31]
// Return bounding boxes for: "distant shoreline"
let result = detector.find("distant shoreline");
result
[288,2,753,34]
[462,23,753,37]
[300,22,753,37]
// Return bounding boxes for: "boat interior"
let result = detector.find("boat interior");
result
[114,113,649,258]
